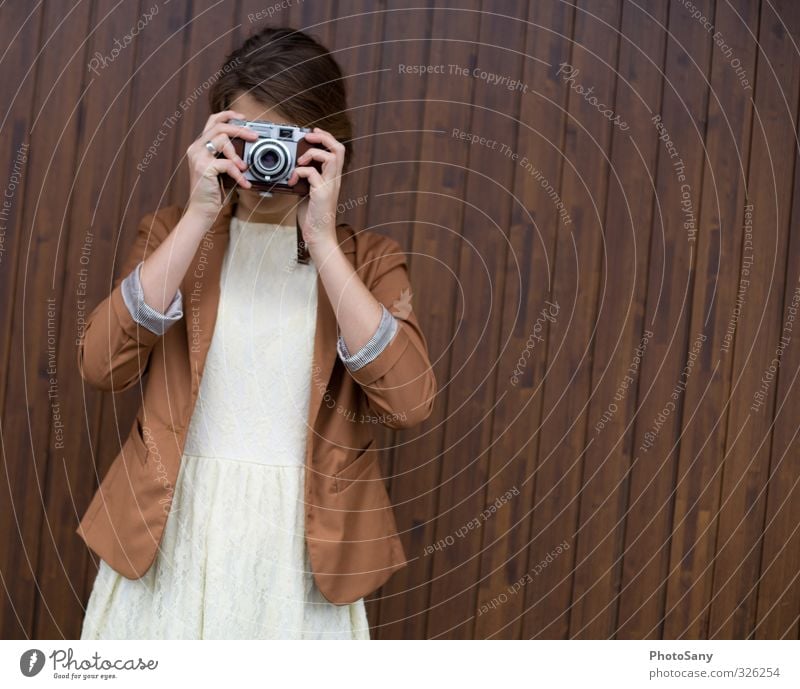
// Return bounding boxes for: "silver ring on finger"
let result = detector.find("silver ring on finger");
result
[204,140,218,155]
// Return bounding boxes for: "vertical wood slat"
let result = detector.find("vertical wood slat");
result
[603,0,681,640]
[473,0,576,640]
[425,0,530,640]
[0,0,798,640]
[376,0,484,640]
[656,0,760,640]
[612,0,713,640]
[756,80,800,639]
[705,0,800,640]
[659,0,747,641]
[2,0,95,640]
[565,0,671,641]
[0,0,46,640]
[616,0,759,641]
[518,0,626,640]
[41,0,152,640]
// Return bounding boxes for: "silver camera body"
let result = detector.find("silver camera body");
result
[229,118,313,188]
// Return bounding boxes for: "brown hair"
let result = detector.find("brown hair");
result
[209,26,353,173]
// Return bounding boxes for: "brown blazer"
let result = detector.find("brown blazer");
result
[75,200,436,605]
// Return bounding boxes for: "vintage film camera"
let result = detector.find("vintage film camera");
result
[220,118,324,196]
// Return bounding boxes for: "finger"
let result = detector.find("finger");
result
[289,165,325,189]
[219,136,246,170]
[208,133,247,170]
[296,147,338,183]
[204,109,246,132]
[202,122,260,143]
[296,147,334,166]
[204,157,252,188]
[302,128,346,157]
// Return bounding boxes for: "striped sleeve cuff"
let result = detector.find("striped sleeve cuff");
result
[337,304,399,372]
[120,261,183,336]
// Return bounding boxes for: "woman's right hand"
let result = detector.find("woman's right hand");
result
[185,110,259,223]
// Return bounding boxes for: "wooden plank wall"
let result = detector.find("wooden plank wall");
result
[0,0,798,640]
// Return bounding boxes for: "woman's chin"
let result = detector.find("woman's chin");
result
[239,187,283,204]
[234,187,298,222]
[236,187,266,205]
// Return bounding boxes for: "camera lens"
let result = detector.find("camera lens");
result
[250,140,289,180]
[261,149,280,169]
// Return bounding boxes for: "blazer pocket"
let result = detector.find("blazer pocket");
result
[127,415,150,467]
[333,438,376,494]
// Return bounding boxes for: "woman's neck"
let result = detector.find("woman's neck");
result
[234,192,298,226]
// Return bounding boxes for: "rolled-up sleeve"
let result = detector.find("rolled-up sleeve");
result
[341,237,436,429]
[120,260,183,336]
[77,210,174,392]
[336,303,398,371]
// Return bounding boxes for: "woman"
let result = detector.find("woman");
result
[76,27,436,639]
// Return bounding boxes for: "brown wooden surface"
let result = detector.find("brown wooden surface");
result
[0,0,798,640]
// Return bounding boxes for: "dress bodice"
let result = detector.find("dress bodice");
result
[183,216,319,466]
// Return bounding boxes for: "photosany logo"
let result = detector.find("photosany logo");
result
[20,649,45,677]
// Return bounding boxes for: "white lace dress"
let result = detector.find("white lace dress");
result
[80,216,370,639]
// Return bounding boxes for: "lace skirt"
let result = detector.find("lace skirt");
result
[79,451,370,639]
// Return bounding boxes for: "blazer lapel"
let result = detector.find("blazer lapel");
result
[183,201,232,398]
[307,272,338,431]
[305,222,358,431]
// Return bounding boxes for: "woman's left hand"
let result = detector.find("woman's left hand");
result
[290,127,344,253]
